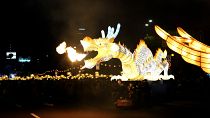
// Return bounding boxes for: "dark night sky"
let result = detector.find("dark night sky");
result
[1,0,210,56]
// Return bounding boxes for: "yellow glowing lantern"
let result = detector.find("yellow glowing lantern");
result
[155,25,210,73]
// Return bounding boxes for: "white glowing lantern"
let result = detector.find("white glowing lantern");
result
[76,53,87,61]
[56,42,66,54]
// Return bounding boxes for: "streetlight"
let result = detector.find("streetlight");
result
[145,23,149,27]
[78,28,86,31]
[149,19,153,23]
[145,19,153,37]
[145,19,153,27]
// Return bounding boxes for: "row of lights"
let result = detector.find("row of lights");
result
[0,72,113,81]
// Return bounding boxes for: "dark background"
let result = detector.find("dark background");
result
[0,0,210,73]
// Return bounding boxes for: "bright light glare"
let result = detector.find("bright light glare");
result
[66,47,77,62]
[66,47,87,62]
[56,42,87,62]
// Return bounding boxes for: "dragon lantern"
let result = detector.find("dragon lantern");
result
[79,24,174,81]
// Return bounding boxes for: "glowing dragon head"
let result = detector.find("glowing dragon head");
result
[80,37,117,69]
[80,23,121,69]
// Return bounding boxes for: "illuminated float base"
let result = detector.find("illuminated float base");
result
[111,64,174,81]
[111,75,174,81]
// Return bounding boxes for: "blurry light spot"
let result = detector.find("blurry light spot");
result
[149,19,153,23]
[78,28,86,31]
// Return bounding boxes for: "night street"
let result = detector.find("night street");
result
[0,100,209,118]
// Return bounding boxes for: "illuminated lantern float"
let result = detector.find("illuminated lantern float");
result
[155,26,210,74]
[79,24,174,81]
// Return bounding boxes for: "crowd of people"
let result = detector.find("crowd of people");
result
[0,76,209,109]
